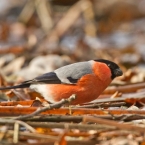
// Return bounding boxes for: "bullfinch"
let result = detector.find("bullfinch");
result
[0,59,123,104]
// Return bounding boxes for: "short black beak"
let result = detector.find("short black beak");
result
[115,68,123,76]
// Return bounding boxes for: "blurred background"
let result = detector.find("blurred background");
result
[0,0,145,83]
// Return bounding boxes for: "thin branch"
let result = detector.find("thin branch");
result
[2,114,145,123]
[83,116,145,133]
[15,120,36,133]
[24,115,83,122]
[77,102,126,108]
[13,94,76,120]
[0,119,115,131]
[1,130,58,141]
[85,92,145,104]
[104,82,145,94]
[26,121,115,131]
[23,114,145,122]
[13,122,19,143]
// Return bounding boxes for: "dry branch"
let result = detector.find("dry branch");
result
[0,119,115,130]
[104,82,145,94]
[40,0,96,46]
[1,107,145,116]
[21,114,145,122]
[83,116,145,133]
[87,91,145,104]
[13,94,76,120]
[1,130,58,141]
[77,102,126,108]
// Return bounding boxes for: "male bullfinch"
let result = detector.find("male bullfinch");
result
[0,59,123,104]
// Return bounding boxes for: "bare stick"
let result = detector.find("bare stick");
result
[104,82,145,94]
[0,119,115,130]
[13,94,76,120]
[23,114,145,122]
[83,116,145,133]
[1,130,58,141]
[85,91,145,104]
[77,102,126,108]
[15,120,36,133]
[13,122,19,143]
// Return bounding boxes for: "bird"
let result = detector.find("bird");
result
[0,59,123,105]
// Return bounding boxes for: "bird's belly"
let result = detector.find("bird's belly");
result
[30,84,57,103]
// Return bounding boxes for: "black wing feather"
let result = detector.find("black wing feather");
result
[0,72,61,90]
[67,77,78,83]
[33,72,61,84]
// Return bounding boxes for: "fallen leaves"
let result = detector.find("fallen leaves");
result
[1,75,145,144]
[1,80,145,144]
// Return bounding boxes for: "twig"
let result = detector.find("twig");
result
[13,122,19,143]
[1,107,145,116]
[0,100,33,106]
[18,0,53,32]
[0,119,36,142]
[24,114,145,122]
[85,91,145,104]
[98,130,139,138]
[0,132,96,145]
[2,114,145,124]
[0,115,83,123]
[1,130,58,141]
[13,94,76,120]
[0,126,8,141]
[35,0,53,32]
[15,120,36,133]
[0,140,97,145]
[83,116,145,133]
[120,114,145,122]
[18,0,35,23]
[24,115,83,122]
[76,102,126,108]
[26,122,115,131]
[39,0,95,48]
[2,114,145,123]
[0,119,115,130]
[104,82,145,94]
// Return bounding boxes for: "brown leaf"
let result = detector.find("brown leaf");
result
[31,100,44,107]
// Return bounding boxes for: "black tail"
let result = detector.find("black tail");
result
[0,83,30,90]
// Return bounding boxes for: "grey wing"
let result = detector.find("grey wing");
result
[0,61,93,90]
[30,61,93,84]
[54,61,93,84]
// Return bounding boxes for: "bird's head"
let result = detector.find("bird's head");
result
[95,59,123,79]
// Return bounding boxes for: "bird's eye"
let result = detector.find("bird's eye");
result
[108,64,111,67]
